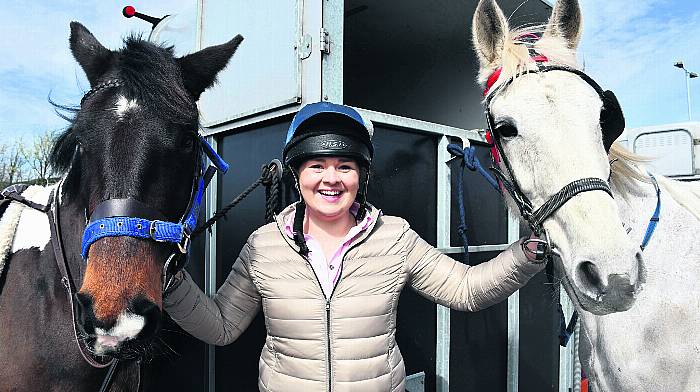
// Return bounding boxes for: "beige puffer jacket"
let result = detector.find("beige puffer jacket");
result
[164,203,543,392]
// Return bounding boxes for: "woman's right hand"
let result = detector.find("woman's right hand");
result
[521,232,548,264]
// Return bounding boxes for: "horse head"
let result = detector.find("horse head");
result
[50,22,241,356]
[471,0,645,315]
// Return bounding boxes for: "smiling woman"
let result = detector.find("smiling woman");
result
[163,102,549,392]
[297,157,360,235]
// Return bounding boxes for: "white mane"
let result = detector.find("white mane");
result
[608,143,700,221]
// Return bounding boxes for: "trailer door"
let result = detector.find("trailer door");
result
[198,0,305,127]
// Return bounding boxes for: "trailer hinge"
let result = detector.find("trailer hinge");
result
[320,27,330,54]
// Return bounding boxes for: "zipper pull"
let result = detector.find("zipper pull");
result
[326,301,330,311]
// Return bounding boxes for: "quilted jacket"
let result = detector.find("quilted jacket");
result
[163,203,544,391]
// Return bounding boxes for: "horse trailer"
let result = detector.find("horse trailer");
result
[139,1,586,391]
[620,122,700,182]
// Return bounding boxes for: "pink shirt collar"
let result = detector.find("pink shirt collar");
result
[283,202,373,297]
[283,202,372,239]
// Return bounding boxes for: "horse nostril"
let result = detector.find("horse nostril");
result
[576,261,604,295]
[74,292,96,334]
[130,295,162,339]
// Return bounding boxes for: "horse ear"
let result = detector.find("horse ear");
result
[176,35,244,100]
[69,22,113,87]
[472,0,509,68]
[543,0,583,49]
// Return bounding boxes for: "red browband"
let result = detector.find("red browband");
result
[483,55,549,97]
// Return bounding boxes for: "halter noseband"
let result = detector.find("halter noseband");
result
[78,79,229,287]
[483,59,616,259]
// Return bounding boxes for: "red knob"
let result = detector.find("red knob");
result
[123,6,136,18]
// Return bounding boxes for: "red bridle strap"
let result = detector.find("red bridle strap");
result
[482,55,549,97]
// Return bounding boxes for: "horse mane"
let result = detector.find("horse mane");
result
[49,34,199,195]
[479,25,579,97]
[609,144,700,220]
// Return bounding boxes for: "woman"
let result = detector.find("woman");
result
[164,102,545,392]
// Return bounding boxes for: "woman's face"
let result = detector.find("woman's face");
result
[298,156,360,223]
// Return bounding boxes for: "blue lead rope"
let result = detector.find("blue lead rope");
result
[447,144,500,192]
[446,144,501,264]
[640,173,661,251]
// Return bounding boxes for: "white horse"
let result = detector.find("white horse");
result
[471,0,700,391]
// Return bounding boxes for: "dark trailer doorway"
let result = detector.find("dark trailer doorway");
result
[143,1,581,391]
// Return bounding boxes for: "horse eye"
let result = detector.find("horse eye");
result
[181,134,195,150]
[496,123,518,138]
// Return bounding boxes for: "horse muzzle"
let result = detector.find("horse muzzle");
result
[570,251,646,315]
[75,292,161,356]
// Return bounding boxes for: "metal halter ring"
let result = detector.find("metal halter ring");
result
[522,230,555,262]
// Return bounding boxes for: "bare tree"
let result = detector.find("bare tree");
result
[5,139,26,185]
[23,130,57,186]
[0,143,7,185]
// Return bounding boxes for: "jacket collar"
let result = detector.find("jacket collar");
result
[274,201,381,253]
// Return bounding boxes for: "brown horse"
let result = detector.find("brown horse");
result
[0,22,241,391]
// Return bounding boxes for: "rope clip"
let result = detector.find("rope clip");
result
[177,230,191,254]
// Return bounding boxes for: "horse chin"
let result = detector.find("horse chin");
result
[90,336,152,360]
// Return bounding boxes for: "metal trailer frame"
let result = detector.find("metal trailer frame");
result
[193,0,577,391]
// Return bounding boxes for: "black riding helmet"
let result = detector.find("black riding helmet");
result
[282,102,374,257]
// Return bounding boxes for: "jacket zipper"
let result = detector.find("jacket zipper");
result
[323,238,374,392]
[276,209,376,392]
[326,299,332,392]
[324,259,345,392]
[297,255,334,392]
[303,248,352,392]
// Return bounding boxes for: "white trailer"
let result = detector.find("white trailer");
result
[621,122,700,181]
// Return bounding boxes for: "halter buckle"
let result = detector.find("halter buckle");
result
[149,221,162,241]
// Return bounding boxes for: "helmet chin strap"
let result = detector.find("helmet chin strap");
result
[288,167,310,257]
[355,166,370,222]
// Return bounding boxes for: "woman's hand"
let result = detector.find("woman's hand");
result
[521,232,548,264]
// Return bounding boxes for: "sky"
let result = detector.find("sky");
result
[1,0,700,147]
[0,0,193,147]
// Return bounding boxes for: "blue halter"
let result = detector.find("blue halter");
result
[81,135,228,259]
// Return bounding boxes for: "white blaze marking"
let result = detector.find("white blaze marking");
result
[11,185,55,253]
[114,95,139,119]
[94,312,146,354]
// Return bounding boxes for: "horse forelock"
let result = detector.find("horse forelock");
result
[49,34,200,204]
[481,26,579,101]
[118,35,198,125]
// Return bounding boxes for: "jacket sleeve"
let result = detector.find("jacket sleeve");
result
[403,223,544,312]
[163,241,261,346]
